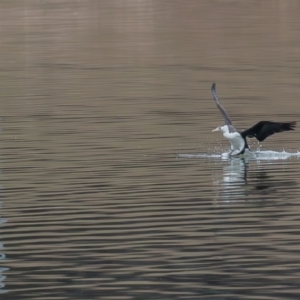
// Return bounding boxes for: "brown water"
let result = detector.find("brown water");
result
[2,1,300,299]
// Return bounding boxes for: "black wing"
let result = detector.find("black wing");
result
[211,83,232,125]
[241,121,296,142]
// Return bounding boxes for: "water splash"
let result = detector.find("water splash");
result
[178,150,300,160]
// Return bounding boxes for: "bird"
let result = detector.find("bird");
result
[211,83,296,156]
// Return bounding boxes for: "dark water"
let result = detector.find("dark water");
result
[2,1,300,299]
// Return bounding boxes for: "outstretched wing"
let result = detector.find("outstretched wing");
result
[241,121,296,142]
[211,83,232,125]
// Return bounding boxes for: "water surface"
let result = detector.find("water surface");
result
[2,1,300,299]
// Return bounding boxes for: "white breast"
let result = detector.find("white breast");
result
[223,131,245,155]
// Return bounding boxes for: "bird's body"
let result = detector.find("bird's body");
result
[220,126,247,156]
[211,83,296,156]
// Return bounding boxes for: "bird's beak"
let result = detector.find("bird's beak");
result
[212,127,220,132]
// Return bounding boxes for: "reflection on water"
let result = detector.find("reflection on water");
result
[215,157,298,203]
[2,1,300,300]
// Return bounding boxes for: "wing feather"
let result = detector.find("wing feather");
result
[241,121,296,142]
[211,83,232,125]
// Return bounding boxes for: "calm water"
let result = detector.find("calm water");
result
[2,1,300,299]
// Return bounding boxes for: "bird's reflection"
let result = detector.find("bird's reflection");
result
[215,157,297,203]
[222,158,248,184]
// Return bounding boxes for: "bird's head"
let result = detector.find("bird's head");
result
[212,125,228,133]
